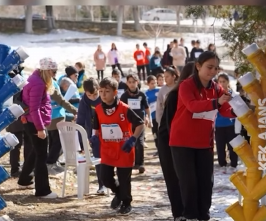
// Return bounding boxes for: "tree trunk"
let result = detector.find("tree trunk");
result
[25,6,33,34]
[117,6,124,36]
[109,6,112,21]
[133,6,140,31]
[45,6,56,31]
[176,6,181,32]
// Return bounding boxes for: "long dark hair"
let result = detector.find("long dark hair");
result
[193,51,220,91]
[164,66,179,82]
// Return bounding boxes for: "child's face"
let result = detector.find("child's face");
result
[70,73,78,84]
[75,65,81,72]
[218,77,229,91]
[127,77,138,91]
[164,72,175,86]
[85,89,99,101]
[112,74,121,83]
[157,76,164,86]
[99,86,117,104]
[61,83,69,92]
[148,80,157,90]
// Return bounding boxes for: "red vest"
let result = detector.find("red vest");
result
[96,101,134,167]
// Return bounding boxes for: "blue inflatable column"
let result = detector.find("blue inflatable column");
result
[0,45,29,89]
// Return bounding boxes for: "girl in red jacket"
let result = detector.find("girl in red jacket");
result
[169,51,235,221]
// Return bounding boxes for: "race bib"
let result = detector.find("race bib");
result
[101,124,123,140]
[128,99,141,109]
[150,102,156,113]
[117,89,124,98]
[195,52,202,58]
[98,54,104,59]
[192,110,218,121]
[154,58,161,65]
[137,55,143,60]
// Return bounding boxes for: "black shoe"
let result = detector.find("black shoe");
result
[11,170,21,178]
[139,165,145,174]
[110,195,121,209]
[118,204,132,215]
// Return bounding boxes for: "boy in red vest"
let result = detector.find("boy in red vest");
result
[91,77,144,215]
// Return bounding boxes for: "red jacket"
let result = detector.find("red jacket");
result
[169,77,235,149]
[95,101,135,167]
[144,48,151,64]
[133,50,145,66]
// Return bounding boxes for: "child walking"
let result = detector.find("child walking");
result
[120,74,151,174]
[91,77,144,215]
[145,75,160,156]
[76,78,107,195]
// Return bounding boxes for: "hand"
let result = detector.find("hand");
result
[72,115,77,122]
[218,94,232,106]
[89,135,100,149]
[145,117,149,126]
[148,121,153,128]
[122,136,136,153]
[37,130,46,139]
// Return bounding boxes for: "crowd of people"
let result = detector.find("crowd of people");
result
[4,38,252,221]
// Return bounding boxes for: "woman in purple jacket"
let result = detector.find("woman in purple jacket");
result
[18,58,58,199]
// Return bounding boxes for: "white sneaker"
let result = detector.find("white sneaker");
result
[53,162,65,173]
[227,166,237,174]
[18,183,34,189]
[47,164,58,175]
[41,192,58,199]
[96,186,107,195]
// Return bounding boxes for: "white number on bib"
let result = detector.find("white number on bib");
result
[101,124,123,140]
[137,55,143,60]
[128,99,141,109]
[117,89,124,98]
[150,102,156,113]
[98,54,104,59]
[192,110,218,121]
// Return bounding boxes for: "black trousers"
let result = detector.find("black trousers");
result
[144,64,151,76]
[215,125,238,168]
[18,122,51,196]
[10,131,32,174]
[137,65,145,81]
[47,130,62,164]
[132,126,145,166]
[157,130,183,218]
[151,67,163,77]
[101,164,132,205]
[111,63,124,77]
[171,147,214,220]
[97,70,104,80]
[151,119,158,149]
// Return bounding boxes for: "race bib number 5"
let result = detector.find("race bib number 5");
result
[101,124,123,140]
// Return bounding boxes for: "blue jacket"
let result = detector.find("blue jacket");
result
[215,112,235,127]
[149,56,162,70]
[76,94,101,139]
[51,80,66,119]
[145,87,160,119]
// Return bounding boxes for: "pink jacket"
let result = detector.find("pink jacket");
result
[94,50,106,70]
[22,70,52,130]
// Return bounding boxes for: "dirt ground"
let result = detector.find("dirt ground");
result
[0,130,175,221]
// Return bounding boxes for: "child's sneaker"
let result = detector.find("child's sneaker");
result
[139,165,145,174]
[18,183,34,189]
[97,186,107,195]
[118,203,132,215]
[41,192,58,199]
[110,195,121,209]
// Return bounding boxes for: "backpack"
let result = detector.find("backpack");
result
[13,90,29,115]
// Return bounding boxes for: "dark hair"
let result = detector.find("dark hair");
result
[126,73,139,82]
[193,51,220,90]
[173,39,178,44]
[208,43,215,52]
[164,61,195,105]
[164,66,179,81]
[196,40,201,44]
[217,72,229,82]
[111,43,117,50]
[143,42,147,47]
[99,77,118,91]
[75,62,85,69]
[147,75,156,84]
[112,69,121,76]
[156,73,164,79]
[83,77,99,94]
[191,40,196,45]
[153,50,161,57]
[136,44,139,47]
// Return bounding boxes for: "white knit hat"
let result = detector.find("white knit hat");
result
[39,58,58,70]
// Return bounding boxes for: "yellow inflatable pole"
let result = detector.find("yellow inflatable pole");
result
[225,43,266,221]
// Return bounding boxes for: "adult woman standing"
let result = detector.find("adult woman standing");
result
[169,52,235,221]
[18,58,58,199]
